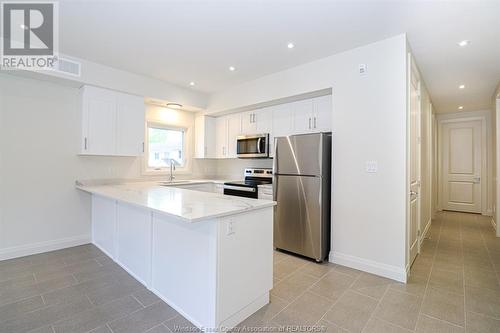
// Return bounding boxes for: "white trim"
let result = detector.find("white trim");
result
[0,234,91,261]
[329,251,407,283]
[422,218,432,239]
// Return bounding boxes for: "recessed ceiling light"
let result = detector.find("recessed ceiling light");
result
[457,40,470,47]
[458,106,464,110]
[189,81,195,86]
[459,84,465,89]
[166,103,182,109]
[287,42,295,49]
[229,66,236,72]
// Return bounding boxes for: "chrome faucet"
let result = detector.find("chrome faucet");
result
[169,159,176,182]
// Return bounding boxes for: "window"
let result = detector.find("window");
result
[147,124,185,169]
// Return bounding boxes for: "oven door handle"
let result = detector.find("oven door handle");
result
[223,185,256,192]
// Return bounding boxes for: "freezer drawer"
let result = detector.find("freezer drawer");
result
[273,174,329,261]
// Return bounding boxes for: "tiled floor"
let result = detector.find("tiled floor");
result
[1,211,499,332]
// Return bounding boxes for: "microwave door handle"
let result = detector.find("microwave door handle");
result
[257,137,262,154]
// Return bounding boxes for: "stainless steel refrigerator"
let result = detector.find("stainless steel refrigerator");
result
[273,132,331,262]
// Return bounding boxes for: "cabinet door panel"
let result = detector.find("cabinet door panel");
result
[292,99,314,135]
[226,114,241,158]
[84,88,116,155]
[116,93,145,156]
[312,95,332,132]
[215,117,227,158]
[272,104,294,138]
[241,111,256,134]
[255,107,273,134]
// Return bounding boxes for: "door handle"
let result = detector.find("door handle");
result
[308,118,311,129]
[314,117,317,129]
[410,191,418,196]
[473,177,481,184]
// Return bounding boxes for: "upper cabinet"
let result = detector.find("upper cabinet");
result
[80,85,145,156]
[215,113,241,159]
[240,108,272,135]
[198,94,332,159]
[194,115,216,158]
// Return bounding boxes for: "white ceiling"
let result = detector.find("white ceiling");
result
[58,0,500,113]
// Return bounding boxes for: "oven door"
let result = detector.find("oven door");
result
[223,185,258,198]
[237,134,269,158]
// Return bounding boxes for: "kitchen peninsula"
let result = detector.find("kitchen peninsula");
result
[76,181,275,330]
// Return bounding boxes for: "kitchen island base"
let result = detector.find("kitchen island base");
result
[91,194,273,331]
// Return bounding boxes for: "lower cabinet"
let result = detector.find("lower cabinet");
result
[116,203,152,286]
[91,196,152,286]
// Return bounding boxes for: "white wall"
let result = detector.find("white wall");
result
[0,74,211,260]
[420,85,433,238]
[5,52,208,110]
[208,35,409,281]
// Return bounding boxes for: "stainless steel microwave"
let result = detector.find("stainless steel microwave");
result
[237,134,269,158]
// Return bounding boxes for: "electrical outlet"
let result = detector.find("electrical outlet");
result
[226,221,235,235]
[365,161,378,173]
[358,64,367,75]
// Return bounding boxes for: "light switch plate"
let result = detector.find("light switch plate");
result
[365,161,378,173]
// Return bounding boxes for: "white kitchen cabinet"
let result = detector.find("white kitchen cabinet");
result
[116,92,145,156]
[312,95,332,132]
[226,113,241,158]
[92,195,117,258]
[241,111,256,135]
[292,99,314,134]
[116,202,152,286]
[194,114,216,158]
[215,114,240,159]
[80,85,145,156]
[241,108,272,135]
[215,116,228,158]
[81,86,116,155]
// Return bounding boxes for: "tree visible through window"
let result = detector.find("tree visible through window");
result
[148,125,184,168]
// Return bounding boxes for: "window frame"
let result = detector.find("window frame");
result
[143,122,189,175]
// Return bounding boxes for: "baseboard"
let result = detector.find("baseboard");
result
[0,234,91,261]
[422,219,432,239]
[329,251,407,283]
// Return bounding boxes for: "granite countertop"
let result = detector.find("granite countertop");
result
[76,181,276,223]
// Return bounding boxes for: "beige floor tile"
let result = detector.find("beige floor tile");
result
[350,273,393,300]
[273,256,308,280]
[390,274,427,297]
[465,285,500,319]
[421,287,465,326]
[323,290,378,333]
[309,270,354,301]
[363,317,413,333]
[272,291,333,326]
[429,268,464,295]
[332,265,363,278]
[271,272,318,302]
[238,295,288,327]
[465,268,500,291]
[300,261,334,278]
[466,311,500,333]
[373,289,422,330]
[316,320,348,333]
[415,314,464,333]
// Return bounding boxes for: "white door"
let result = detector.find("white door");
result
[312,95,332,132]
[215,117,227,158]
[440,120,482,213]
[272,104,294,138]
[409,65,421,267]
[115,92,145,156]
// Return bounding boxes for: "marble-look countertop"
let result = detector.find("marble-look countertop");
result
[76,181,276,223]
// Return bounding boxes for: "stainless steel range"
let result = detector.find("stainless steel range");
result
[223,168,273,199]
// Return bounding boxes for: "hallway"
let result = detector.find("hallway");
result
[408,211,500,332]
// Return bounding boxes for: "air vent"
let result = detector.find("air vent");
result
[49,57,81,77]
